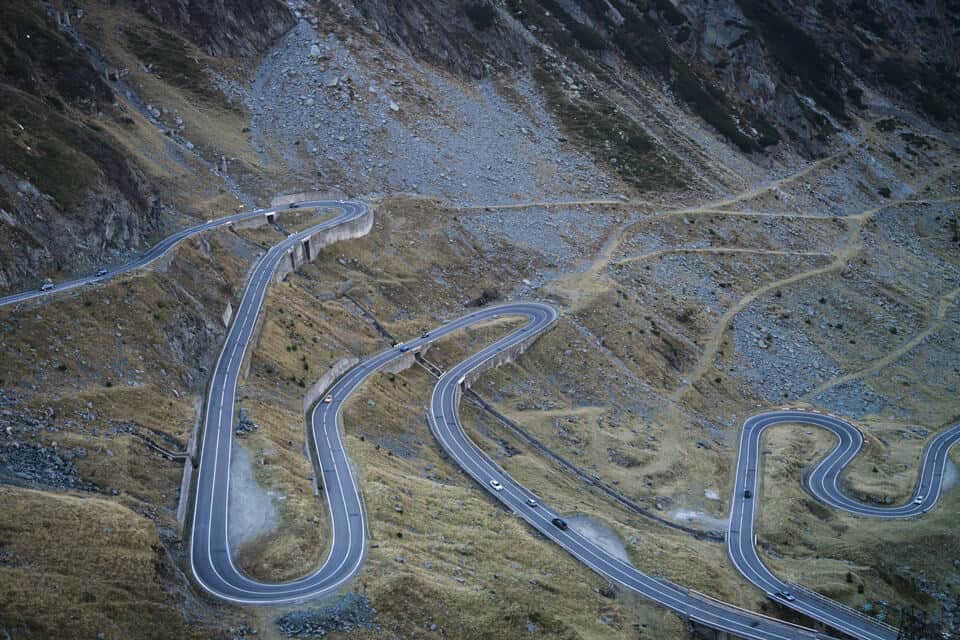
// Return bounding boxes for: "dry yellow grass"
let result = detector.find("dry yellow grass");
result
[755,425,960,612]
[2,115,959,640]
[0,486,207,640]
[0,228,263,638]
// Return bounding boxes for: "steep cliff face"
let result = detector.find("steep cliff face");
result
[0,0,164,292]
[341,0,956,157]
[134,0,296,58]
[0,0,297,294]
[349,0,534,78]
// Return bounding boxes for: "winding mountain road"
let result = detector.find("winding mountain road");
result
[0,200,337,308]
[8,198,957,638]
[729,411,960,640]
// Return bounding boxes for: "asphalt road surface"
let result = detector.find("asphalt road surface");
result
[729,411,960,640]
[0,200,336,308]
[192,292,829,638]
[189,200,371,603]
[13,197,956,637]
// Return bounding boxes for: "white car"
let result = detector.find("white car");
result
[913,495,924,504]
[40,281,54,292]
[526,498,538,507]
[489,480,503,491]
[323,394,334,404]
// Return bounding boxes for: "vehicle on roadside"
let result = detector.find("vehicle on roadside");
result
[489,480,503,491]
[775,590,796,602]
[96,268,108,277]
[40,281,54,292]
[526,498,538,507]
[743,489,753,499]
[421,330,430,338]
[323,394,334,404]
[551,517,568,531]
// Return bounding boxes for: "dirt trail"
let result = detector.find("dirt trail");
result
[613,247,832,266]
[671,148,853,214]
[457,198,656,211]
[671,226,864,401]
[672,162,960,400]
[802,286,960,401]
[542,157,852,309]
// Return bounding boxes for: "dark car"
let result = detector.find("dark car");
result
[744,489,753,499]
[96,268,108,278]
[289,202,299,208]
[551,518,568,531]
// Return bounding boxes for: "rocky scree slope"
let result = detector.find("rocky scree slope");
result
[343,0,958,156]
[0,0,164,292]
[0,0,296,295]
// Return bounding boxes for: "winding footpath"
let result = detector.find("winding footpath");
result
[7,199,959,638]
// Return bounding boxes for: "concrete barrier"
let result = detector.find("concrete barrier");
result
[302,357,359,414]
[232,215,269,231]
[270,191,346,207]
[461,317,557,390]
[177,395,204,531]
[274,206,374,283]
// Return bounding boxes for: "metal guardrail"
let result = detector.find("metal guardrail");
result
[686,588,828,639]
[787,582,899,634]
[465,388,725,543]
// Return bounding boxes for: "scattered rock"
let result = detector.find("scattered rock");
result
[276,593,378,637]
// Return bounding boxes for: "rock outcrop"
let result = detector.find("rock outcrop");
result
[134,0,296,58]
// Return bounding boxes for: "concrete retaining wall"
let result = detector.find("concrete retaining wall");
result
[176,459,195,531]
[382,344,433,375]
[274,206,374,283]
[176,395,204,531]
[461,319,556,390]
[233,215,269,231]
[270,191,346,207]
[302,357,359,414]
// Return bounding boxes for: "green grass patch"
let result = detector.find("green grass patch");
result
[464,2,496,30]
[124,26,234,110]
[613,9,779,152]
[534,61,687,192]
[0,0,113,108]
[0,88,99,209]
[875,118,900,133]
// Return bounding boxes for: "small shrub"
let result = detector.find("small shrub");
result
[569,22,605,50]
[465,2,496,30]
[875,118,899,133]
